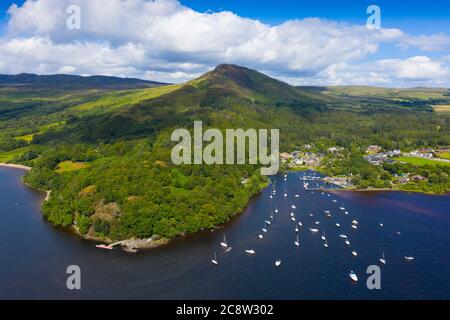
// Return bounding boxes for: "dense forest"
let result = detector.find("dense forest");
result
[1,64,449,242]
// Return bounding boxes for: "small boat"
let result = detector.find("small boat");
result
[95,244,114,250]
[344,211,349,215]
[294,194,300,198]
[212,252,218,265]
[321,231,326,241]
[291,217,296,222]
[352,250,358,257]
[339,234,348,239]
[298,221,303,227]
[275,209,279,213]
[324,210,330,214]
[294,234,300,247]
[332,200,337,203]
[335,223,341,227]
[380,252,386,265]
[225,247,232,253]
[275,260,282,267]
[245,249,255,255]
[345,240,350,246]
[351,225,358,230]
[404,256,414,262]
[326,213,332,218]
[269,195,273,199]
[290,212,294,217]
[265,220,271,225]
[339,207,345,210]
[258,234,264,239]
[379,223,384,227]
[295,227,299,232]
[220,235,228,248]
[315,221,320,225]
[352,220,358,225]
[309,228,319,233]
[349,271,358,282]
[270,215,274,220]
[323,239,329,248]
[397,231,402,235]
[284,193,288,197]
[262,228,268,233]
[291,205,296,209]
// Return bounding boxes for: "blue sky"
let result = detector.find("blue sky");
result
[0,0,449,87]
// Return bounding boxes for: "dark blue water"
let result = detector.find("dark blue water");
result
[0,168,449,299]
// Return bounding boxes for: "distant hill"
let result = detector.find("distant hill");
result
[0,73,167,90]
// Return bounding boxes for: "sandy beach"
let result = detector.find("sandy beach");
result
[0,163,32,171]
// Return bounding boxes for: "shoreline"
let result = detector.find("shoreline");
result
[0,163,32,171]
[323,186,449,196]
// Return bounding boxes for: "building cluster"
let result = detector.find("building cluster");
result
[364,148,402,166]
[280,151,323,168]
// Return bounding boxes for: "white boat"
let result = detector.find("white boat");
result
[380,252,386,265]
[339,207,345,210]
[284,193,288,197]
[323,239,329,248]
[295,227,299,232]
[344,211,349,215]
[294,194,300,198]
[291,217,296,222]
[275,260,282,267]
[258,234,263,239]
[352,220,358,225]
[352,250,358,256]
[321,231,326,241]
[308,214,314,217]
[351,225,358,230]
[309,228,319,233]
[290,212,294,217]
[95,244,114,250]
[220,235,228,248]
[269,195,273,199]
[345,240,350,246]
[332,200,337,203]
[294,234,300,247]
[245,249,255,255]
[265,220,271,225]
[379,223,384,227]
[335,223,341,227]
[298,221,302,227]
[324,210,330,214]
[270,215,274,220]
[275,209,279,213]
[262,228,268,233]
[404,256,414,262]
[339,234,348,239]
[326,213,332,218]
[315,221,320,225]
[349,271,358,282]
[225,246,232,253]
[291,205,296,209]
[212,253,218,265]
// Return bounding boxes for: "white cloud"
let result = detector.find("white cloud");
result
[0,0,449,86]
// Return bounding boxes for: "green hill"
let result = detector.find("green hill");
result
[1,64,449,244]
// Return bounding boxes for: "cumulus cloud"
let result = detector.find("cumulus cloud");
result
[0,0,449,86]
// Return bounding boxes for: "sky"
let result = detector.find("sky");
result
[0,0,449,87]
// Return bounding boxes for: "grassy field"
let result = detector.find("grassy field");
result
[56,161,90,173]
[396,156,450,167]
[0,146,31,163]
[433,105,450,113]
[436,151,450,160]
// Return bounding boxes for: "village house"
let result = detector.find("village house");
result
[366,145,382,154]
[411,175,428,182]
[280,152,292,163]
